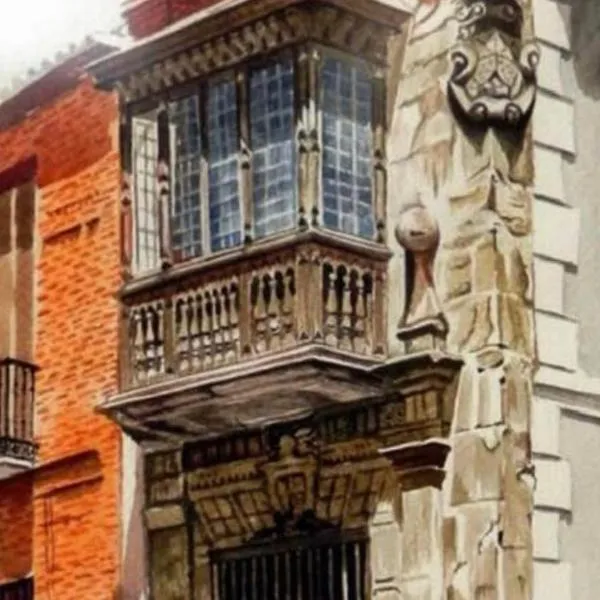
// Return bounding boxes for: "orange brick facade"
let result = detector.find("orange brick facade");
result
[0,76,121,599]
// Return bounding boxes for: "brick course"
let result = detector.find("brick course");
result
[126,0,224,39]
[0,77,121,600]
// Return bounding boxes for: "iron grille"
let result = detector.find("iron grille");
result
[212,532,368,600]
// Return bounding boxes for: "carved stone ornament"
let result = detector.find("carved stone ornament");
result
[448,0,540,127]
[395,203,448,353]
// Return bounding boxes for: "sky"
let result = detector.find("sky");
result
[1,0,122,88]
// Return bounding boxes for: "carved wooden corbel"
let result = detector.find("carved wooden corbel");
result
[448,0,540,128]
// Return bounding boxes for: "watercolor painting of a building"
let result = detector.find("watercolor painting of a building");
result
[0,0,599,599]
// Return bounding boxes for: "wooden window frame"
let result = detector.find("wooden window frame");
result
[123,46,387,277]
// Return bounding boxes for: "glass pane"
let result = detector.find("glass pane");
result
[132,111,160,273]
[171,94,203,260]
[321,58,374,239]
[250,58,296,239]
[208,79,242,252]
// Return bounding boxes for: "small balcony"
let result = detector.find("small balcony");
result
[0,358,38,479]
[0,577,34,600]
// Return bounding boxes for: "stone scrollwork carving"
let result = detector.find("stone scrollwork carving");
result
[448,0,540,127]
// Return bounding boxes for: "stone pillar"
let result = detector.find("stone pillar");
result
[387,1,539,599]
[370,482,403,600]
[380,441,450,600]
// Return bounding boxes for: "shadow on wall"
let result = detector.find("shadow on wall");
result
[568,0,600,99]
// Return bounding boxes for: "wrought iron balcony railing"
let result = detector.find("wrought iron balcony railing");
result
[0,358,38,465]
[120,232,390,390]
[0,576,34,600]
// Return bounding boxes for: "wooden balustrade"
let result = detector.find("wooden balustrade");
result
[121,237,388,389]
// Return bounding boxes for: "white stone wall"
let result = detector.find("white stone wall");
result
[533,0,600,598]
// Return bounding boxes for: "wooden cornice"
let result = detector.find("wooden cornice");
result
[89,0,412,101]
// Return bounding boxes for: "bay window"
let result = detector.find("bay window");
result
[129,51,382,275]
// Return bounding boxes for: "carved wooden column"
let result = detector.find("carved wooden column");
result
[157,102,173,269]
[373,68,387,243]
[119,109,133,280]
[306,46,322,228]
[236,70,253,244]
[380,441,450,600]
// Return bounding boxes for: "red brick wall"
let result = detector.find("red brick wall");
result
[0,475,33,582]
[0,78,121,599]
[126,0,224,39]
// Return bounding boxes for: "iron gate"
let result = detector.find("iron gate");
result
[212,532,368,600]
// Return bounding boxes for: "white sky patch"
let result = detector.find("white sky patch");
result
[1,0,122,85]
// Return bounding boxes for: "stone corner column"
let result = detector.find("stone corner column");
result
[379,440,450,600]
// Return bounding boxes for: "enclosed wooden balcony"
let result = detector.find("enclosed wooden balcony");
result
[91,0,430,443]
[0,358,38,479]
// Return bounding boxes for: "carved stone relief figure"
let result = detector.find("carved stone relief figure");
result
[448,0,540,128]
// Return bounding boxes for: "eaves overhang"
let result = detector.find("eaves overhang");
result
[88,0,417,94]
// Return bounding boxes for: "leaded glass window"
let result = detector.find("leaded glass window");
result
[132,113,160,272]
[171,94,203,260]
[250,58,297,239]
[321,58,374,239]
[208,79,242,252]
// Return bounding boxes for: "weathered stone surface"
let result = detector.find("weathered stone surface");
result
[370,500,403,599]
[401,485,444,599]
[451,428,505,505]
[502,547,533,600]
[150,526,190,600]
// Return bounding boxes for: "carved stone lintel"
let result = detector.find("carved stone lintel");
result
[448,0,540,128]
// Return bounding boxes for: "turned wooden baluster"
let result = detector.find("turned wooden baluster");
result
[339,267,353,352]
[204,292,216,368]
[212,289,224,366]
[176,299,189,373]
[324,265,338,347]
[226,283,240,361]
[269,273,282,351]
[137,308,149,382]
[282,268,296,346]
[351,270,366,353]
[253,275,268,353]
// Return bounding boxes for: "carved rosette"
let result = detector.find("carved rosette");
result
[448,0,540,127]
